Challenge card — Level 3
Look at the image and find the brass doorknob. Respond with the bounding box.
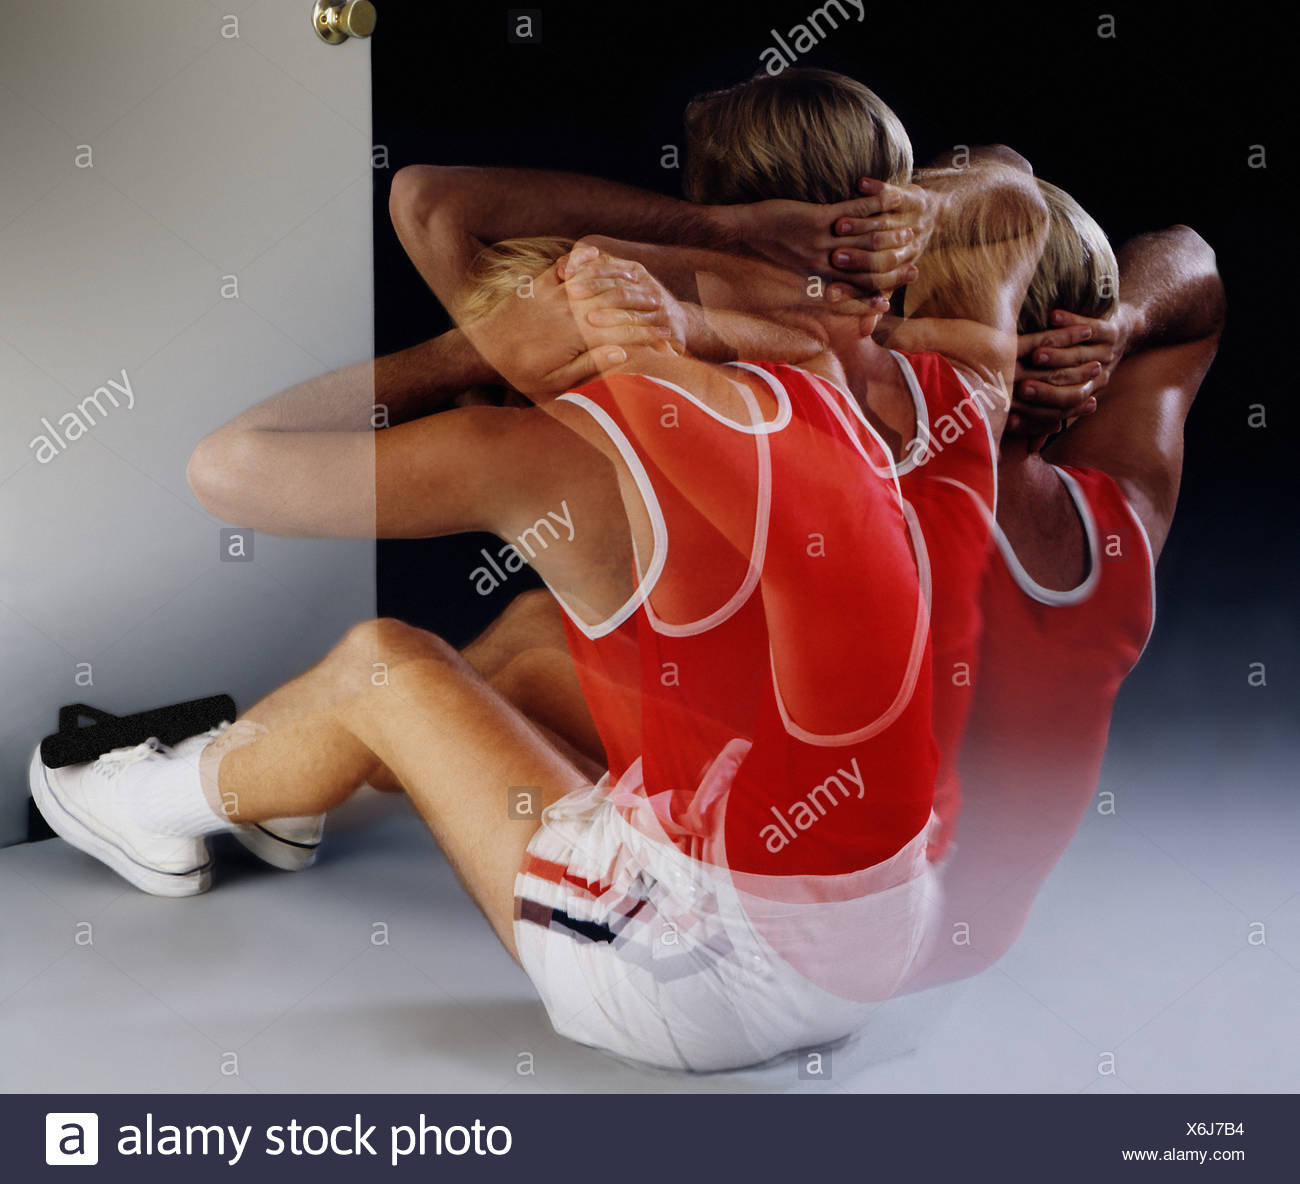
[313,1,377,44]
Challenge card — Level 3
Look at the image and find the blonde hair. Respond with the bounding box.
[683,68,912,205]
[902,162,1050,322]
[1018,181,1118,333]
[459,235,575,324]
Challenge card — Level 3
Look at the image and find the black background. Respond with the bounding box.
[370,1,1293,726]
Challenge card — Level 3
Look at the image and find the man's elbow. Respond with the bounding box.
[927,144,1034,174]
[389,164,457,236]
[987,170,1050,254]
[187,432,256,522]
[977,144,1035,174]
[1168,224,1225,326]
[1168,223,1219,276]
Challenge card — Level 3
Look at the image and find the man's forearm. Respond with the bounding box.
[397,165,740,254]
[219,331,498,435]
[1116,226,1224,356]
[579,235,817,310]
[389,165,743,315]
[679,304,826,365]
[563,236,828,364]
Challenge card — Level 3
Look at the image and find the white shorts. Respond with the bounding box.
[513,753,941,1073]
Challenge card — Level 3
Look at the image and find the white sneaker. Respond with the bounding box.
[177,724,325,871]
[232,813,325,871]
[29,740,212,897]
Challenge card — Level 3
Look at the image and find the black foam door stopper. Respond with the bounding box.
[39,695,237,769]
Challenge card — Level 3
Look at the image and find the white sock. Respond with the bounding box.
[122,742,236,838]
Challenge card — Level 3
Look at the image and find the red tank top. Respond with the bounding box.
[959,464,1155,852]
[810,350,998,859]
[552,360,938,877]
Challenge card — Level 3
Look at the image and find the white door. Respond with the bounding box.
[0,1,376,844]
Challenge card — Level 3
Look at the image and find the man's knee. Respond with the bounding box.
[492,647,553,705]
[499,589,564,645]
[336,617,458,672]
[508,587,558,619]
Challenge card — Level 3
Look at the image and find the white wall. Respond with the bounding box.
[0,1,376,844]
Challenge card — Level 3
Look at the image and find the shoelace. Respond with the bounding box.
[95,737,175,780]
[187,721,233,748]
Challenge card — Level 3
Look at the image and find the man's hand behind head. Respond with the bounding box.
[562,242,689,357]
[460,259,628,399]
[728,177,929,292]
[1008,310,1128,435]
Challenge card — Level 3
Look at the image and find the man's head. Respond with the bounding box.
[683,68,912,206]
[1006,182,1118,448]
[459,235,576,325]
[461,237,688,399]
[1018,181,1118,334]
[458,236,585,399]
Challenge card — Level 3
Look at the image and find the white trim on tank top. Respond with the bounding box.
[938,467,1102,606]
[807,373,913,526]
[585,361,932,745]
[886,350,933,476]
[764,361,936,744]
[545,391,669,640]
[941,466,1157,660]
[633,362,792,434]
[1110,476,1159,661]
[806,350,930,479]
[767,498,933,747]
[642,367,778,638]
[949,366,1000,516]
[1002,466,1102,605]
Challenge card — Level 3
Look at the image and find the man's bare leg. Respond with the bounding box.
[462,588,569,679]
[239,590,599,802]
[212,617,589,957]
[350,589,603,790]
[463,589,605,772]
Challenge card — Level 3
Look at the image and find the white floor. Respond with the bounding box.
[2,726,1297,1095]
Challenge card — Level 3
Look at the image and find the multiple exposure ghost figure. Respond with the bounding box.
[32,69,1223,1071]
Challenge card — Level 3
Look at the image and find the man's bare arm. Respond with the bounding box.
[1011,224,1224,432]
[872,147,1050,431]
[561,236,869,365]
[187,402,571,541]
[1044,225,1225,557]
[204,331,498,440]
[388,165,742,317]
[186,328,505,529]
[388,165,930,316]
[1038,226,1225,374]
